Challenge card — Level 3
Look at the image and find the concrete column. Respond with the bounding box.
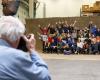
[29,0,34,18]
[43,3,46,18]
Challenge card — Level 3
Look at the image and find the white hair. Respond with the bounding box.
[0,16,25,41]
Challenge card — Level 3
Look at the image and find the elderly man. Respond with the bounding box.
[0,16,51,80]
[2,0,20,16]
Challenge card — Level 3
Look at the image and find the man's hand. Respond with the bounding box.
[23,34,36,54]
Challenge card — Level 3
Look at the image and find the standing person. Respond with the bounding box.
[38,25,49,52]
[0,16,51,80]
[2,0,20,16]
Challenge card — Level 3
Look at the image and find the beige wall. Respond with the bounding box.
[0,0,99,19]
[36,0,98,18]
[0,0,3,17]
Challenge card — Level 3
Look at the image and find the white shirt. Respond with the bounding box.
[77,42,84,48]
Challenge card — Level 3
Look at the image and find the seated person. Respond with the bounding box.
[0,16,51,80]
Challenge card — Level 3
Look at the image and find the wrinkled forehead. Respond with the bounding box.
[2,0,15,4]
[2,0,18,8]
[2,0,8,4]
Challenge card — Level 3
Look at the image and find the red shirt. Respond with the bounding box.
[40,27,49,35]
[48,36,52,43]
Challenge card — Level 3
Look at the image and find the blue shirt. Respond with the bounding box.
[0,39,51,80]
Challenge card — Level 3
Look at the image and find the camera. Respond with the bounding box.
[17,35,31,52]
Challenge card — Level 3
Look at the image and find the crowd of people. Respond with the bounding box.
[38,20,100,55]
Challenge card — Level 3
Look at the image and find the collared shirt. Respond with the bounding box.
[0,39,51,80]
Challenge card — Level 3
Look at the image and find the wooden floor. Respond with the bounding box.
[39,53,100,60]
